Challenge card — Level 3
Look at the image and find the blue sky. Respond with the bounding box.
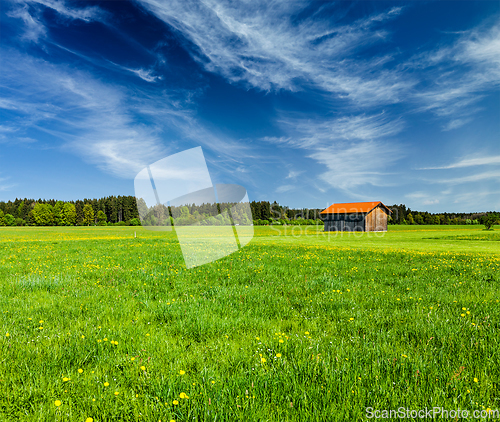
[0,0,499,212]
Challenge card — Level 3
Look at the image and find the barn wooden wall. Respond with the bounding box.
[324,219,365,231]
[323,213,365,231]
[323,206,389,232]
[365,207,388,231]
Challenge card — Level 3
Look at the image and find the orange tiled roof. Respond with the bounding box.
[320,201,391,214]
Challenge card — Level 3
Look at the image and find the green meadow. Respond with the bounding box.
[0,225,499,421]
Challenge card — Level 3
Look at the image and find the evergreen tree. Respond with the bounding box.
[75,201,84,225]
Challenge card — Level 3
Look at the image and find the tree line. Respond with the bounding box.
[387,204,499,227]
[0,197,498,227]
[137,200,253,227]
[249,201,499,227]
[0,197,140,226]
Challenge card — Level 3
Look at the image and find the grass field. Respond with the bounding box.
[0,225,499,421]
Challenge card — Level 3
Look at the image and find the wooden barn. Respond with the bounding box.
[321,201,392,232]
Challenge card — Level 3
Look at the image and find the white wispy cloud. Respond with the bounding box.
[276,184,294,193]
[7,5,46,42]
[127,68,162,83]
[308,141,403,191]
[286,170,303,179]
[0,176,16,192]
[29,0,103,21]
[138,0,498,130]
[7,0,104,43]
[405,191,440,206]
[9,0,498,134]
[406,188,500,212]
[0,49,252,178]
[0,50,170,176]
[269,112,405,192]
[420,155,500,170]
[428,170,500,185]
[277,112,404,149]
[451,190,500,209]
[107,61,163,83]
[410,20,500,129]
[137,0,410,105]
[414,154,500,202]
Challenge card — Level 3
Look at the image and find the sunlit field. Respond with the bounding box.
[0,225,499,421]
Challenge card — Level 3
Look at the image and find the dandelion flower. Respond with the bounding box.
[5,333,9,337]
[173,400,179,405]
[179,370,185,375]
[54,400,61,407]
[78,369,83,374]
[349,318,354,321]
[261,358,266,363]
[103,338,108,341]
[276,353,282,358]
[104,382,109,387]
[86,418,93,422]
[279,339,284,343]
[62,377,69,382]
[114,392,119,396]
[304,331,309,335]
[140,366,146,371]
[474,378,478,383]
[179,392,189,399]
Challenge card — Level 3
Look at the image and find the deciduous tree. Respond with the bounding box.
[83,203,94,226]
[97,210,107,226]
[32,203,54,226]
[62,203,77,226]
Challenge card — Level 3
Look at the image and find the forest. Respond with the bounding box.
[0,197,497,227]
